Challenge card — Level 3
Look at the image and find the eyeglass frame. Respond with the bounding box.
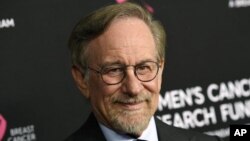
[87,61,161,85]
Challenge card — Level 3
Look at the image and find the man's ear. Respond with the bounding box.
[159,58,165,72]
[71,66,90,99]
[158,58,165,91]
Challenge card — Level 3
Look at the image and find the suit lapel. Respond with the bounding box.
[82,113,107,141]
[155,117,169,141]
[155,117,185,141]
[66,113,107,141]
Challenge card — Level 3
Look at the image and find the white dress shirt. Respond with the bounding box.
[99,116,158,141]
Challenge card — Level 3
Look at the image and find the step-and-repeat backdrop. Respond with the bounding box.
[1,0,250,141]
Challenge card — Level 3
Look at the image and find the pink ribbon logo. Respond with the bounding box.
[0,114,7,141]
[115,0,154,13]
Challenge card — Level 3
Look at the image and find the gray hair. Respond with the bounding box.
[68,2,166,73]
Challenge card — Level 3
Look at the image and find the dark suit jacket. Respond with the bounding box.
[65,113,222,141]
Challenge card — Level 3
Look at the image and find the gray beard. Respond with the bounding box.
[108,106,153,136]
[106,92,156,136]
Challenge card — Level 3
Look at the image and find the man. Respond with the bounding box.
[66,2,221,141]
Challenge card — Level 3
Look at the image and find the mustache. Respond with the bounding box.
[111,93,151,104]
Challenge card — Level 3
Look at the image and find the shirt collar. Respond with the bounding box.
[99,116,158,141]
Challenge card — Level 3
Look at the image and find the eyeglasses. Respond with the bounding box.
[88,61,160,85]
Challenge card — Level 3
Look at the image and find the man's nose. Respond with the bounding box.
[121,68,143,96]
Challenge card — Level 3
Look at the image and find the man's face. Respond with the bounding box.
[83,17,163,135]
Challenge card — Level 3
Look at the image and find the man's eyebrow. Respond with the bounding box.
[99,61,124,68]
[137,59,158,65]
[98,59,158,67]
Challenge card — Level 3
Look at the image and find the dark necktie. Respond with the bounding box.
[136,139,147,141]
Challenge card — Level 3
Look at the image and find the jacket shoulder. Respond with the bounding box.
[155,117,223,141]
[64,114,106,141]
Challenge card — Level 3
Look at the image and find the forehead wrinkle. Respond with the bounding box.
[87,17,157,67]
[104,18,154,44]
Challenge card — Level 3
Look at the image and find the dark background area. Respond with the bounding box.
[1,0,250,141]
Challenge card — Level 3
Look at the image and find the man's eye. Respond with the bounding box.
[103,67,123,76]
[136,65,151,74]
